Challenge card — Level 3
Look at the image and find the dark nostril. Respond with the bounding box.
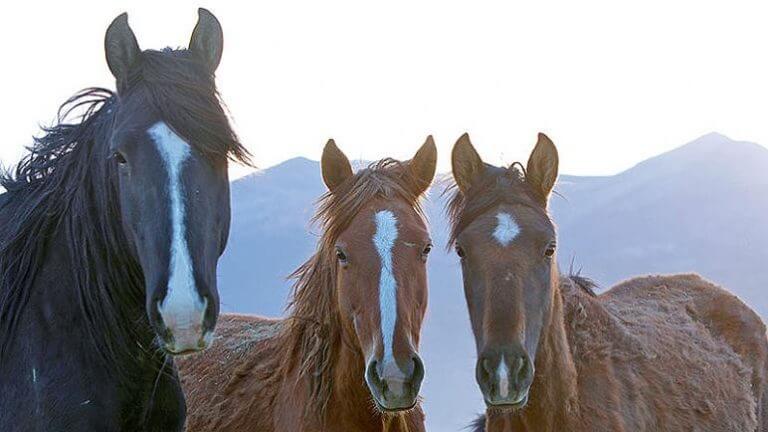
[411,354,425,387]
[513,356,525,378]
[366,360,381,386]
[476,357,493,388]
[509,354,533,389]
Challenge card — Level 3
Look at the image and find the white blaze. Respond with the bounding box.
[493,212,520,246]
[149,122,205,333]
[374,210,399,365]
[498,358,510,399]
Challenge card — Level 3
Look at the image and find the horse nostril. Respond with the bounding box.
[366,359,381,387]
[514,355,533,385]
[476,357,493,389]
[411,354,425,385]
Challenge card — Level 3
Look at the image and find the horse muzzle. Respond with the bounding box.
[155,294,213,355]
[477,348,534,409]
[365,354,425,412]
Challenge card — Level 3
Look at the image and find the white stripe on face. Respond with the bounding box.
[497,358,510,399]
[373,210,399,366]
[493,212,520,246]
[149,122,206,336]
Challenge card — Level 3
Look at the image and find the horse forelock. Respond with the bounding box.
[445,163,545,247]
[122,48,252,167]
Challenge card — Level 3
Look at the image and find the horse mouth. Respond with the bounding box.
[372,397,419,414]
[485,393,529,412]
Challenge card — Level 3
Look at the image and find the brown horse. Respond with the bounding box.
[448,133,768,432]
[178,138,437,431]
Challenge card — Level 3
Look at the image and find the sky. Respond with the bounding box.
[1,0,767,179]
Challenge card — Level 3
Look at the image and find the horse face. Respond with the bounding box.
[105,10,229,354]
[336,201,429,411]
[450,133,559,409]
[321,139,436,412]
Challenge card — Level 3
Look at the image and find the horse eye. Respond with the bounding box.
[335,247,348,264]
[421,244,432,261]
[544,243,556,257]
[113,151,127,165]
[455,245,466,259]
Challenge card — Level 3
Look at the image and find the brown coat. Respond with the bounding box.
[478,274,768,431]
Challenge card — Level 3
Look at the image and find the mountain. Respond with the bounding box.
[216,133,768,431]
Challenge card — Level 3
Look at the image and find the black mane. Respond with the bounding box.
[0,47,250,365]
[467,415,486,432]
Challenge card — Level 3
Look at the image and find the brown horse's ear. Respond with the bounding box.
[526,133,559,206]
[321,139,354,191]
[189,8,224,73]
[407,135,438,197]
[451,133,484,194]
[105,12,141,93]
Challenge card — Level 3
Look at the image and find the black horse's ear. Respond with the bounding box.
[451,133,484,194]
[526,133,559,207]
[189,8,224,73]
[105,12,141,92]
[408,135,438,197]
[321,139,354,191]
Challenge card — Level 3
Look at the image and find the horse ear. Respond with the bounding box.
[189,8,224,73]
[321,139,354,191]
[407,135,438,197]
[526,133,559,206]
[451,133,484,194]
[105,13,141,93]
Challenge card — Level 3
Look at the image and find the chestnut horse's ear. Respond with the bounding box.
[526,133,559,206]
[189,8,224,73]
[105,13,141,93]
[321,139,354,191]
[451,133,484,194]
[407,135,438,197]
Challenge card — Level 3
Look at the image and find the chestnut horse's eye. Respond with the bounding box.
[113,151,127,165]
[544,242,556,258]
[455,245,466,259]
[421,244,432,261]
[335,247,348,265]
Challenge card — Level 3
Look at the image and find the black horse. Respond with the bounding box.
[0,9,250,431]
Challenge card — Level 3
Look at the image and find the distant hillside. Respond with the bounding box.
[216,132,768,431]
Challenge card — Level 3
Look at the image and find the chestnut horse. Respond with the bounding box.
[448,133,768,431]
[178,138,437,431]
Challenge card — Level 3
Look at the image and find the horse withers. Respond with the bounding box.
[179,138,437,431]
[0,9,249,431]
[448,133,768,431]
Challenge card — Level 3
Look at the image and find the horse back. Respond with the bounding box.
[604,274,767,371]
[596,274,767,430]
[178,313,282,431]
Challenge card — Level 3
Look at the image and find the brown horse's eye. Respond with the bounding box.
[455,245,466,259]
[335,247,348,264]
[544,243,556,258]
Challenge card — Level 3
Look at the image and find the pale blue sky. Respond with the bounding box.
[1,0,766,179]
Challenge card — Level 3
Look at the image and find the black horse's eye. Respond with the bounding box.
[544,243,557,258]
[113,151,127,165]
[335,247,348,264]
[455,245,466,259]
